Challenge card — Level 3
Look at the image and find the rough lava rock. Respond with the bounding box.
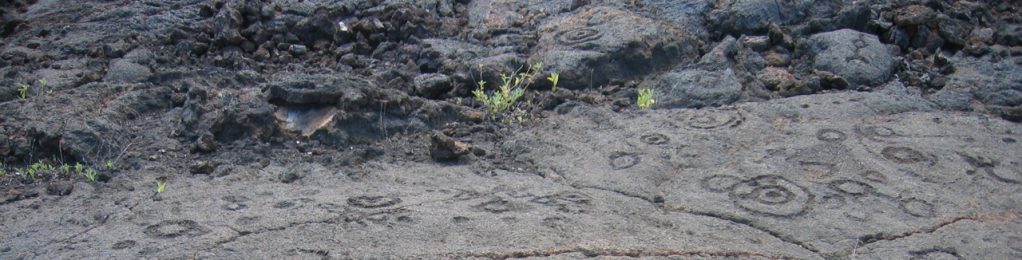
[707,0,814,36]
[802,29,896,88]
[647,37,759,108]
[530,6,699,89]
[931,54,1022,120]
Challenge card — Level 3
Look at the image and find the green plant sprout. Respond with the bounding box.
[83,168,98,182]
[105,161,114,169]
[17,83,29,99]
[473,62,559,121]
[27,162,50,179]
[60,163,71,174]
[38,79,49,95]
[637,88,656,109]
[547,72,560,93]
[156,180,167,194]
[74,162,85,174]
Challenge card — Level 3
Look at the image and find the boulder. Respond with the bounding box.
[802,29,895,88]
[530,7,699,90]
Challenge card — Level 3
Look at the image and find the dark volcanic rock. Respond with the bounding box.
[801,29,896,88]
[707,0,813,36]
[413,73,452,99]
[530,6,700,90]
[265,75,371,106]
[103,59,152,83]
[647,36,761,108]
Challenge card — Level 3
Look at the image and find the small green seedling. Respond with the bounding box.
[17,83,29,99]
[156,180,167,194]
[473,62,560,121]
[83,168,98,182]
[637,88,656,109]
[74,162,85,174]
[38,79,50,95]
[60,163,71,174]
[547,72,560,92]
[105,161,114,169]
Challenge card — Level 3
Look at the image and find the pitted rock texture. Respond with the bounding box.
[1,0,1021,258]
[802,29,896,88]
[530,6,700,89]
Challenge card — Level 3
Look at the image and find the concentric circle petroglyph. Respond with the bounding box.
[700,175,743,193]
[640,133,670,145]
[608,152,640,170]
[828,179,875,196]
[899,198,936,218]
[556,28,602,45]
[685,110,744,129]
[816,129,848,142]
[730,175,813,217]
[347,195,402,209]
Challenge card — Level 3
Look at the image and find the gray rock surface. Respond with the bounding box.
[932,54,1022,111]
[707,0,813,35]
[648,37,760,108]
[103,59,152,83]
[650,68,742,108]
[4,90,1020,259]
[802,29,896,88]
[2,0,1022,259]
[530,6,700,89]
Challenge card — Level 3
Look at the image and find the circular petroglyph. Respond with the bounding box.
[556,28,602,45]
[640,133,670,145]
[986,167,1022,184]
[730,175,813,217]
[347,195,402,209]
[608,152,640,170]
[816,129,847,142]
[144,220,211,239]
[685,110,743,129]
[899,198,936,218]
[700,175,743,193]
[828,179,875,196]
[882,147,932,164]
